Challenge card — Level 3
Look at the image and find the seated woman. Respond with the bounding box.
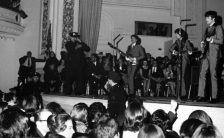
[47,113,75,138]
[163,63,176,97]
[139,60,151,96]
[70,103,88,134]
[138,124,165,138]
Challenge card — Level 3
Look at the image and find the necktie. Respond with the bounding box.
[28,58,31,67]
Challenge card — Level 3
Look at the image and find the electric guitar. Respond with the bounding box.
[201,25,216,59]
[107,42,137,65]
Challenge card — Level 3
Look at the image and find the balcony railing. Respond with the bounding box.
[0,6,25,36]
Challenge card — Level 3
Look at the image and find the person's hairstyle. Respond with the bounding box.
[70,103,88,123]
[151,109,170,131]
[94,118,118,138]
[180,118,204,138]
[124,100,147,132]
[88,102,106,124]
[174,28,188,40]
[138,124,165,138]
[21,95,38,111]
[0,102,8,112]
[4,92,16,102]
[192,124,223,138]
[205,10,217,19]
[46,102,66,115]
[47,113,72,134]
[188,110,213,125]
[0,107,29,138]
[131,34,141,45]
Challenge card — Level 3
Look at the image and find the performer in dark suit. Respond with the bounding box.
[18,51,45,85]
[63,32,90,95]
[169,28,192,99]
[126,34,145,97]
[197,11,223,103]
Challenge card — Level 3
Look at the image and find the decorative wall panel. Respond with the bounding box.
[41,0,49,55]
[62,0,74,48]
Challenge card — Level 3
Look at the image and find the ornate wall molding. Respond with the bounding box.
[103,0,171,10]
[62,0,74,48]
[0,7,24,36]
[40,0,50,55]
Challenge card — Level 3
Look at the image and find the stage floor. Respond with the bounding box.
[43,94,224,136]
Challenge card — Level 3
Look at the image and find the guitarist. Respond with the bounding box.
[197,11,223,103]
[169,28,193,100]
[126,34,145,97]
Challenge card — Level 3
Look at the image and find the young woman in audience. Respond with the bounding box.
[192,124,223,138]
[139,60,151,96]
[70,103,88,134]
[188,110,213,125]
[0,107,29,138]
[180,118,204,138]
[47,113,75,138]
[46,102,66,115]
[138,124,165,138]
[93,117,119,138]
[88,102,106,130]
[123,99,148,138]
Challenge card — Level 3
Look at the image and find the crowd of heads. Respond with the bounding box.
[0,87,223,138]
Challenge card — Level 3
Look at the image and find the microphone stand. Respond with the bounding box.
[116,37,124,57]
[112,34,120,70]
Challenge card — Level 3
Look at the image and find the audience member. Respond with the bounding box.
[138,124,165,138]
[0,107,29,138]
[88,102,106,130]
[70,103,88,134]
[46,102,66,115]
[47,113,75,138]
[93,117,119,138]
[188,110,213,125]
[180,118,204,138]
[123,99,148,138]
[192,124,223,138]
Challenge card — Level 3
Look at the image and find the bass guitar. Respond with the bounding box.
[107,42,137,65]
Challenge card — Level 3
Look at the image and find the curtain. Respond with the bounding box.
[78,0,102,54]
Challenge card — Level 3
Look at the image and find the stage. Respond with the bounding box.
[43,94,224,136]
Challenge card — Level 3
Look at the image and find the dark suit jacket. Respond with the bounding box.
[169,39,193,55]
[208,25,223,56]
[18,56,45,76]
[65,41,90,70]
[126,44,145,65]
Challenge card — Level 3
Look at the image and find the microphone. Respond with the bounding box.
[116,37,124,45]
[113,34,121,41]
